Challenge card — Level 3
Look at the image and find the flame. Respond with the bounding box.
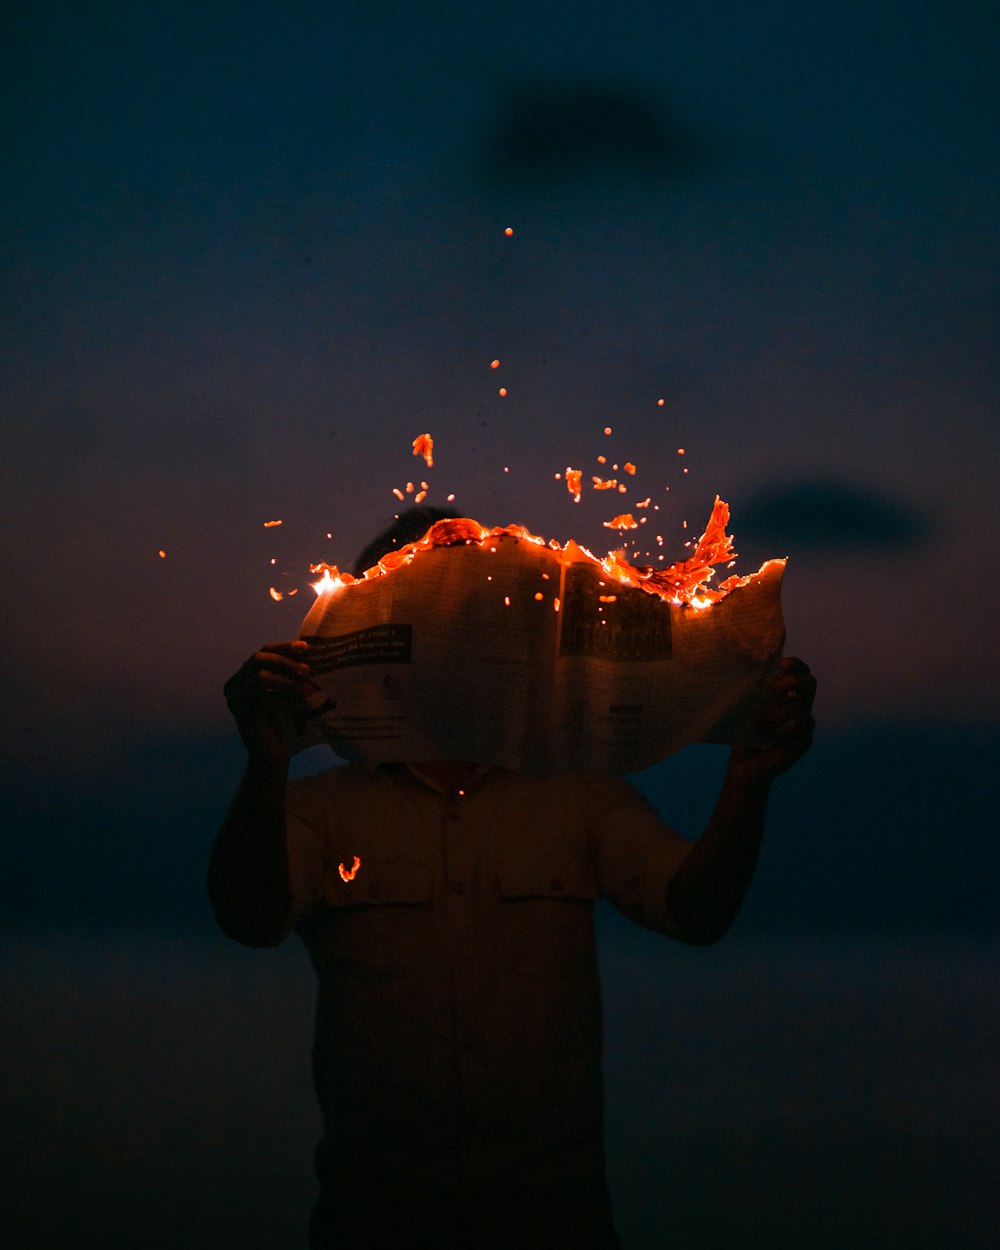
[310,564,352,596]
[565,468,583,502]
[604,513,638,530]
[307,500,762,609]
[412,433,434,468]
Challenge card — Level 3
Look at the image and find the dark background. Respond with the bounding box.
[2,2,997,1246]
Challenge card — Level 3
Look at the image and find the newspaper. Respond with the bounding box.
[296,531,786,776]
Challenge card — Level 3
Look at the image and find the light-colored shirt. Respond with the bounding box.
[285,762,690,1248]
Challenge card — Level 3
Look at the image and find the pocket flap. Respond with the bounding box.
[323,857,433,907]
[497,856,597,901]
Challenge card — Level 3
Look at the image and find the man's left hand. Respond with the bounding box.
[729,657,817,781]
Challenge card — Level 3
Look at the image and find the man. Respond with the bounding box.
[209,509,816,1249]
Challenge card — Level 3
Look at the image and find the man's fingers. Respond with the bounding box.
[224,647,315,709]
[770,670,817,706]
[260,640,309,657]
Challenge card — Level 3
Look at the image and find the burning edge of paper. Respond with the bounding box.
[308,499,782,612]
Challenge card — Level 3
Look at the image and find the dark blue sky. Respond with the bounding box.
[3,0,998,774]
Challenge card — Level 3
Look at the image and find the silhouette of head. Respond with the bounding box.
[352,506,460,576]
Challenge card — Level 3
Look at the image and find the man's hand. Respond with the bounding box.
[223,640,317,760]
[729,657,817,782]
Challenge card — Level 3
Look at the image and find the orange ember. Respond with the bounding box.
[263,519,283,528]
[604,513,638,530]
[338,856,361,882]
[412,433,434,468]
[565,468,583,503]
[309,499,759,609]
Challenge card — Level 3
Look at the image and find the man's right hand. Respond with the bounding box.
[223,640,317,760]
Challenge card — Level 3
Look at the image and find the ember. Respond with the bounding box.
[412,433,434,468]
[338,856,361,883]
[309,499,766,609]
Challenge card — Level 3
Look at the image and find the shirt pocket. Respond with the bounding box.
[320,857,435,979]
[495,856,599,978]
[322,856,433,908]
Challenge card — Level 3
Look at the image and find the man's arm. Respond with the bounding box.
[664,657,817,944]
[207,640,315,947]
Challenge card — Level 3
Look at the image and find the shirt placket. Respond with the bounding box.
[438,783,497,1194]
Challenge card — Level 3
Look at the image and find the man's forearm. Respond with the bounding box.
[208,751,294,946]
[664,760,772,944]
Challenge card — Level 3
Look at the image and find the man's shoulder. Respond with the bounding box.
[286,762,374,802]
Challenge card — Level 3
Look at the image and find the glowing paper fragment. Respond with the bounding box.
[412,433,434,467]
[338,856,361,882]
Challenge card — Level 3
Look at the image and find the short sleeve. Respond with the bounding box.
[586,775,692,935]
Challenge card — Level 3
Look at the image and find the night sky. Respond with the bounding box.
[2,2,997,1247]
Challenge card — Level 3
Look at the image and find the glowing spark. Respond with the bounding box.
[565,468,583,502]
[157,549,167,559]
[604,426,612,435]
[412,433,434,467]
[603,514,638,530]
[338,856,361,883]
[490,359,500,369]
[534,592,544,601]
[624,462,636,475]
[269,587,284,601]
[657,398,665,407]
[504,226,514,236]
[263,519,283,528]
[498,387,507,397]
[392,487,405,501]
[310,565,349,597]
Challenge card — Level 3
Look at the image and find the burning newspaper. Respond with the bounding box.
[296,516,785,776]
